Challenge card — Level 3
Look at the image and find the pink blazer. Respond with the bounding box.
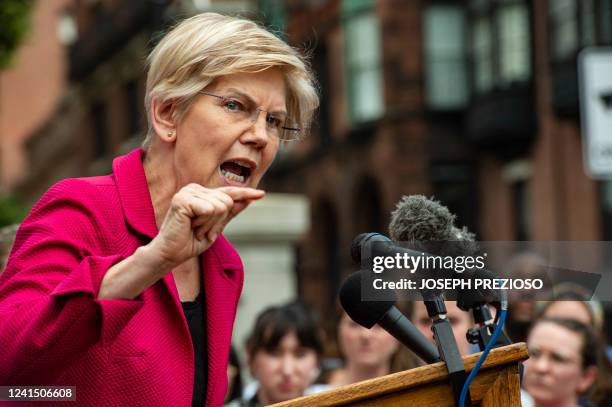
[0,149,244,406]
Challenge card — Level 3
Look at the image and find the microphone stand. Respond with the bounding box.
[465,303,512,351]
[424,295,471,407]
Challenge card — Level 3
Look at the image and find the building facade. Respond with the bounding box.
[265,0,612,313]
[3,0,612,320]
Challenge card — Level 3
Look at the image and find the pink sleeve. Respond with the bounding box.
[0,181,144,384]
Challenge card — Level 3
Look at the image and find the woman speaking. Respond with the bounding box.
[0,12,318,407]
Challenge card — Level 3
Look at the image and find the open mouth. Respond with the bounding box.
[220,160,253,184]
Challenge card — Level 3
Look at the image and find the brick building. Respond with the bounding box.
[4,0,612,318]
[263,0,612,312]
[0,0,71,192]
[13,0,175,202]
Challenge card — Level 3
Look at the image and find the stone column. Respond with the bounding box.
[223,193,309,352]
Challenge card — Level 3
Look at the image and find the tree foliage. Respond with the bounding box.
[0,194,28,227]
[0,0,34,69]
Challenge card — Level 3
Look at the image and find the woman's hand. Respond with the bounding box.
[150,184,264,270]
[98,184,263,300]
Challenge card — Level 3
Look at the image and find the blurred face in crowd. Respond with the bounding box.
[249,331,318,405]
[412,301,472,357]
[524,322,597,406]
[542,301,592,327]
[509,301,535,322]
[338,312,399,369]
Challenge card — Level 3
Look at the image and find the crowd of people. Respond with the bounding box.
[223,289,612,407]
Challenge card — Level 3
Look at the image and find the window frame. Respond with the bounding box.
[341,0,385,125]
[467,0,533,96]
[422,1,469,111]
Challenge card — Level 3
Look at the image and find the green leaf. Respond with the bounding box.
[0,195,28,227]
[0,0,35,69]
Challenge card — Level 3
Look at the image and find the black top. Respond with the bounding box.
[181,288,207,407]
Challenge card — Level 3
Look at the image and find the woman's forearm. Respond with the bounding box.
[98,243,173,300]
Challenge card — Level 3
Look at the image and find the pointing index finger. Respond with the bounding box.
[216,186,265,202]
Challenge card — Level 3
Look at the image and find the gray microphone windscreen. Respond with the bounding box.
[389,195,456,242]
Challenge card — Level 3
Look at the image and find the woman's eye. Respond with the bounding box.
[265,349,282,357]
[225,99,243,111]
[551,353,569,364]
[266,115,282,128]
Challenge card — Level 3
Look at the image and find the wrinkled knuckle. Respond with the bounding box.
[171,193,186,209]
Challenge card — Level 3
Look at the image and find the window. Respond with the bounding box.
[603,0,612,43]
[497,3,531,84]
[549,0,600,62]
[581,0,596,47]
[550,0,579,60]
[504,160,532,240]
[469,0,532,94]
[424,4,468,109]
[472,16,494,93]
[343,0,384,123]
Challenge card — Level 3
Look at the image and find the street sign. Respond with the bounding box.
[578,47,612,179]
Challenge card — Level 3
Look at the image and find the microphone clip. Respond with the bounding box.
[466,303,512,351]
[426,298,472,407]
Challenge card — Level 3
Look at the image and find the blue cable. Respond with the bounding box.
[458,296,508,407]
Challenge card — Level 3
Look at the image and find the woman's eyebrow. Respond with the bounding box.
[225,88,288,116]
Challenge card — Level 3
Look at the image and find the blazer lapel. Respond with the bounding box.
[202,236,243,406]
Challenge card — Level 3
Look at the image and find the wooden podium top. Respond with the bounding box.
[270,342,528,407]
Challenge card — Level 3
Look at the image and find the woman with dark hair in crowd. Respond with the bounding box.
[324,304,417,387]
[226,301,325,406]
[523,318,600,407]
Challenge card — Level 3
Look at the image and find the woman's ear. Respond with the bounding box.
[577,365,598,394]
[150,97,177,142]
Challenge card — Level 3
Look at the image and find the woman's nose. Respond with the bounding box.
[531,355,551,373]
[358,327,373,340]
[280,355,297,375]
[243,110,270,148]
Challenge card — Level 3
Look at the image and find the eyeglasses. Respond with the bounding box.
[199,91,301,141]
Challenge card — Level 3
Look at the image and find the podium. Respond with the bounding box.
[270,343,528,407]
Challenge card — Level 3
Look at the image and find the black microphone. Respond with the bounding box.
[351,232,412,264]
[339,270,440,364]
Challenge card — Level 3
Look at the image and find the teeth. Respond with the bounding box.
[231,160,253,170]
[221,169,245,183]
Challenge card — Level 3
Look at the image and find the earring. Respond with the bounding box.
[167,129,175,138]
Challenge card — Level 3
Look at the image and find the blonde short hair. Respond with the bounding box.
[143,12,319,148]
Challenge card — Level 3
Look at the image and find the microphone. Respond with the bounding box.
[350,232,420,264]
[390,195,500,307]
[351,196,477,264]
[339,270,440,364]
[389,195,458,242]
[390,194,478,256]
